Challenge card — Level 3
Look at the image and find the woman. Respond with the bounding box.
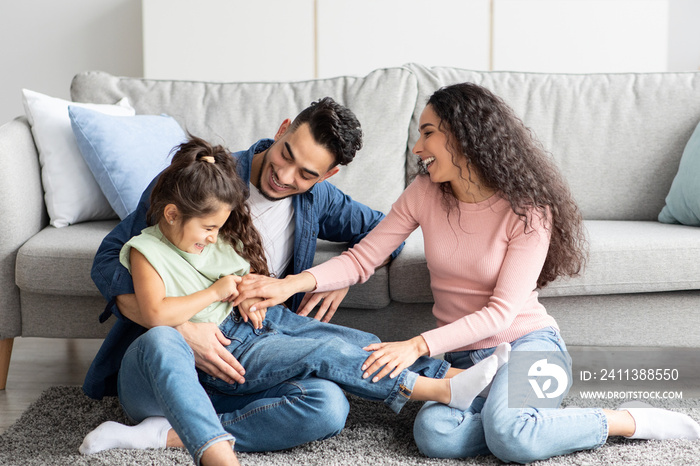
[235,83,700,462]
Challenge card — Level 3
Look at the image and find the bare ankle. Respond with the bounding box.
[411,377,451,404]
[604,409,636,437]
[200,440,238,466]
[166,428,184,448]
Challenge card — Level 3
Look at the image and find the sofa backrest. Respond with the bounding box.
[71,68,418,215]
[72,65,700,222]
[406,63,700,221]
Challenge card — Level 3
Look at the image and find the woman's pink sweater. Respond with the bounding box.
[308,175,559,356]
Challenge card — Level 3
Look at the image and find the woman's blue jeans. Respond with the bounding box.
[118,305,448,464]
[413,327,608,463]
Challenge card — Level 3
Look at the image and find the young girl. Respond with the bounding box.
[79,136,511,465]
[233,83,700,463]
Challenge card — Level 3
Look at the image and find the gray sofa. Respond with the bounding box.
[2,63,700,390]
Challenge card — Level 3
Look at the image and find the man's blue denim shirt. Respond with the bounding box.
[84,139,403,399]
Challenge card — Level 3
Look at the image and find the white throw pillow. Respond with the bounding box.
[22,89,135,227]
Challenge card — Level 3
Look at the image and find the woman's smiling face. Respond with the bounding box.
[413,104,495,203]
[413,105,465,185]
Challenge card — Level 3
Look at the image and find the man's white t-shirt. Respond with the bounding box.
[247,184,295,277]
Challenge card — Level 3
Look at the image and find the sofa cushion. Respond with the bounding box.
[70,68,418,214]
[388,228,432,304]
[658,118,700,226]
[21,89,134,227]
[542,220,700,297]
[15,221,119,297]
[69,106,187,219]
[312,240,389,309]
[389,220,700,303]
[404,63,700,222]
[15,223,390,309]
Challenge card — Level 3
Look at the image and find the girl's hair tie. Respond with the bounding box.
[200,155,216,164]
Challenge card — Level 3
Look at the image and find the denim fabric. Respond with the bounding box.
[413,327,608,463]
[84,138,400,400]
[119,306,448,461]
[199,306,449,413]
[118,325,348,462]
[118,326,235,465]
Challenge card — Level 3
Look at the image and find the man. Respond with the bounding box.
[82,97,402,461]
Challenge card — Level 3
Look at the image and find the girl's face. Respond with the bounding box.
[165,203,232,254]
[413,105,467,186]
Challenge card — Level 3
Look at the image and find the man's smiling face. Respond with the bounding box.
[255,121,339,201]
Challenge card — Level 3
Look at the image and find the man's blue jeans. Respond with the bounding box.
[118,305,448,464]
[413,327,608,463]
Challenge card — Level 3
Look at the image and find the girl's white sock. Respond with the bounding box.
[79,416,171,455]
[448,342,511,410]
[618,401,700,440]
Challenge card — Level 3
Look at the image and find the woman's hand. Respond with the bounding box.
[210,275,242,302]
[238,297,267,329]
[233,272,318,311]
[361,336,430,382]
[297,287,349,322]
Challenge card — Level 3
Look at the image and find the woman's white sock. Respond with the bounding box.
[448,342,511,410]
[618,401,700,440]
[79,416,171,455]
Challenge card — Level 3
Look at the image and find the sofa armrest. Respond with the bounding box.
[0,117,48,338]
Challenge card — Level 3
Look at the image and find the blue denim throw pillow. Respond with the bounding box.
[69,106,186,219]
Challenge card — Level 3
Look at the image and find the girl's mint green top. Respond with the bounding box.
[120,225,250,325]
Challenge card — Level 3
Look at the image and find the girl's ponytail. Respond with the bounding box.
[148,135,270,276]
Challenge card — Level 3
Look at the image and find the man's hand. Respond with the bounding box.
[361,336,429,383]
[175,321,246,384]
[297,287,349,322]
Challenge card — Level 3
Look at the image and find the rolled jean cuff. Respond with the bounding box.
[194,433,236,466]
[434,360,451,379]
[592,407,609,448]
[385,370,418,414]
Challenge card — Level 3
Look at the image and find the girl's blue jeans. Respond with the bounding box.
[118,305,448,464]
[413,327,608,463]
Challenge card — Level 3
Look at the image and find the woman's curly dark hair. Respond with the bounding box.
[427,83,587,288]
[148,135,270,277]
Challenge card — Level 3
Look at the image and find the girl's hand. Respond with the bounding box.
[210,275,242,302]
[361,336,430,382]
[238,298,267,329]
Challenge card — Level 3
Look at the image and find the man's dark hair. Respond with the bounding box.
[289,97,363,167]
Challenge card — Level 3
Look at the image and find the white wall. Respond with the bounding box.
[0,0,143,124]
[493,0,669,73]
[316,0,491,78]
[1,0,699,125]
[668,0,700,71]
[142,0,700,81]
[142,0,315,82]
